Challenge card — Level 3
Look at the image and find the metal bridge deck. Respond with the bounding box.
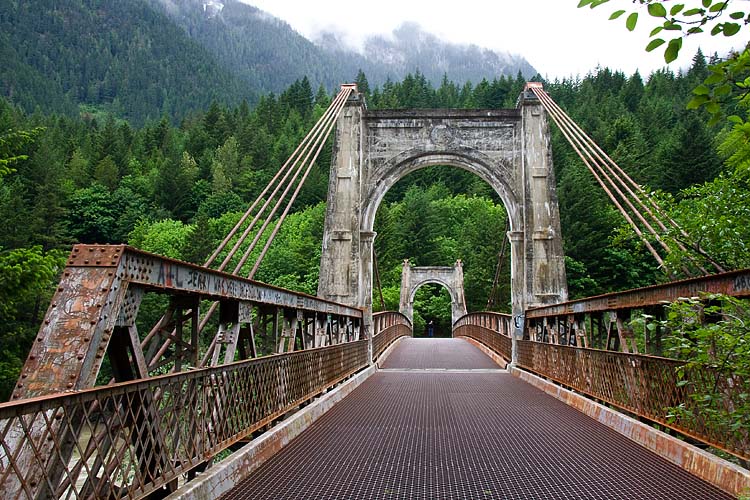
[221,338,731,499]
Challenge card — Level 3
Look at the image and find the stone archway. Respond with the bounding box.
[317,87,568,348]
[399,260,467,326]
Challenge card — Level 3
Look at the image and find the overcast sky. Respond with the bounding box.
[244,0,742,79]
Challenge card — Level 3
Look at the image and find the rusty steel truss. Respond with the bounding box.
[371,312,412,361]
[12,245,364,402]
[453,270,750,461]
[524,268,750,354]
[1,244,376,499]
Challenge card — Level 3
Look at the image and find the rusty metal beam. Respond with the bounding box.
[13,245,362,402]
[525,269,750,318]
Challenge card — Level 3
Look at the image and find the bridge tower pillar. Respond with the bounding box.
[318,85,568,363]
[317,92,372,341]
[398,260,468,327]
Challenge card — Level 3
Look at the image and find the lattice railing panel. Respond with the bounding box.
[453,312,513,361]
[372,312,412,361]
[0,340,368,499]
[516,340,749,460]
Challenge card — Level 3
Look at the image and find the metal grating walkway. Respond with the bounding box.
[221,338,731,499]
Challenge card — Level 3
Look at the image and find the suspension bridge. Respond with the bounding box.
[1,84,749,499]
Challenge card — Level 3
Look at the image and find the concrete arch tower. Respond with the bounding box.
[399,260,468,327]
[317,86,568,350]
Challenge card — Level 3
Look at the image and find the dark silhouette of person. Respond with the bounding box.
[428,320,434,338]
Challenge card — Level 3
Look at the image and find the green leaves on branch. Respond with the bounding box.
[687,48,750,124]
[648,3,667,18]
[579,0,748,64]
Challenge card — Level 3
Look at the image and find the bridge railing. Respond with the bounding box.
[0,340,369,499]
[1,244,368,498]
[515,340,749,460]
[452,312,513,361]
[372,311,412,361]
[519,268,750,461]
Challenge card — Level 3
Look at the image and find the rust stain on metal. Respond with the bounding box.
[0,341,369,498]
[526,268,750,317]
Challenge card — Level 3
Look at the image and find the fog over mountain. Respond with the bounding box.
[314,22,537,86]
[0,0,538,122]
[152,0,537,93]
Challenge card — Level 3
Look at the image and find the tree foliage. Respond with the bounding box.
[657,294,750,461]
[579,0,749,124]
[0,61,746,397]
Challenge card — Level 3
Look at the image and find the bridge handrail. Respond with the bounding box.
[453,311,511,328]
[0,340,369,498]
[114,244,363,316]
[452,312,513,361]
[516,339,749,461]
[525,267,750,318]
[372,311,412,361]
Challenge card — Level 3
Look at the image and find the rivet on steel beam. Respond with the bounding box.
[16,383,22,388]
[58,287,64,292]
[84,260,89,264]
[96,260,101,265]
[44,319,50,324]
[67,383,73,388]
[21,374,27,378]
[52,303,57,307]
[96,353,103,358]
[77,354,84,360]
[70,374,76,379]
[37,337,43,342]
[90,320,96,325]
[73,248,79,252]
[29,355,35,360]
[88,248,94,252]
[83,337,90,342]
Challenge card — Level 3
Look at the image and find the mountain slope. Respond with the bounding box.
[150,0,537,93]
[0,0,251,123]
[0,0,537,122]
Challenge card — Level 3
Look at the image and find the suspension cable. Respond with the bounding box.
[486,219,509,311]
[531,86,712,275]
[143,85,356,369]
[527,83,720,276]
[374,251,386,312]
[198,84,356,366]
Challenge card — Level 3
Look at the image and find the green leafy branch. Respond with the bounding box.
[578,0,749,124]
[579,0,746,61]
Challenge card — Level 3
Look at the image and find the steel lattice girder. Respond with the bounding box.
[13,245,363,401]
[525,268,750,318]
